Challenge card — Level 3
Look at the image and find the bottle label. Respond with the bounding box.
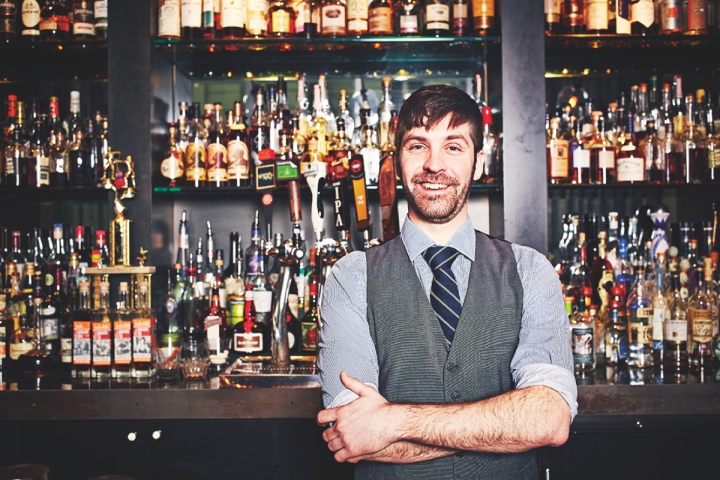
[368,6,393,34]
[472,0,494,16]
[271,9,291,33]
[616,0,631,33]
[302,322,318,350]
[570,325,594,364]
[586,0,608,30]
[636,307,653,318]
[276,160,299,180]
[206,143,229,182]
[228,297,245,320]
[92,322,112,366]
[631,0,654,28]
[399,14,418,33]
[322,5,346,34]
[10,342,33,361]
[161,152,184,180]
[708,147,720,168]
[42,317,59,341]
[113,321,132,364]
[39,15,70,32]
[689,308,712,343]
[253,290,273,313]
[205,315,222,353]
[73,6,96,35]
[181,0,202,28]
[203,0,214,27]
[185,143,207,181]
[227,139,250,179]
[73,321,92,365]
[348,0,368,21]
[635,324,653,345]
[0,326,5,358]
[617,155,644,182]
[61,337,73,363]
[598,150,615,168]
[426,4,450,26]
[248,0,269,31]
[132,318,156,363]
[688,0,707,31]
[573,148,590,169]
[0,17,14,35]
[95,1,108,18]
[159,0,182,37]
[348,18,368,31]
[544,0,561,18]
[39,156,50,185]
[661,0,682,31]
[549,139,568,178]
[664,319,687,342]
[651,307,665,348]
[222,0,245,28]
[288,294,299,319]
[5,156,14,175]
[21,0,40,29]
[246,252,261,275]
[453,2,468,19]
[234,332,262,352]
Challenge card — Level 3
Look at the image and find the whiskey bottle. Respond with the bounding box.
[630,0,655,35]
[21,0,42,41]
[132,281,156,378]
[309,85,328,156]
[158,0,182,39]
[72,0,96,39]
[570,119,590,185]
[300,273,319,354]
[161,123,185,187]
[659,0,683,34]
[94,0,107,39]
[221,0,245,39]
[269,0,295,37]
[292,0,315,37]
[207,104,229,187]
[684,0,708,34]
[471,0,495,35]
[451,0,469,35]
[547,118,569,184]
[276,129,300,184]
[368,0,393,35]
[347,0,369,35]
[247,0,270,37]
[377,76,395,151]
[328,118,352,182]
[395,0,419,35]
[110,282,132,377]
[28,115,50,188]
[181,0,203,39]
[545,0,561,34]
[5,101,29,188]
[250,88,270,167]
[664,272,688,371]
[423,0,451,36]
[6,231,27,284]
[40,266,65,356]
[227,103,251,187]
[589,114,616,185]
[562,0,584,34]
[585,0,609,34]
[626,267,654,368]
[0,0,17,42]
[186,103,207,188]
[39,0,70,40]
[202,0,221,39]
[71,281,92,378]
[321,0,346,36]
[203,286,227,358]
[616,120,645,184]
[47,96,68,187]
[91,281,111,378]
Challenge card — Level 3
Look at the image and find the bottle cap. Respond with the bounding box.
[119,282,129,292]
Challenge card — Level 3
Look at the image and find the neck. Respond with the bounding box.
[407,207,469,245]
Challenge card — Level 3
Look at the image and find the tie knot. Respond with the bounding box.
[422,246,460,272]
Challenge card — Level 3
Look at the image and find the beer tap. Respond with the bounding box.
[349,154,382,250]
[270,181,305,367]
[332,176,352,256]
[304,157,327,244]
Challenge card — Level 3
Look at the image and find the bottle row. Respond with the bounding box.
[546,75,720,185]
[0,0,108,42]
[545,0,718,36]
[553,203,719,374]
[157,0,496,41]
[159,74,500,189]
[1,92,108,188]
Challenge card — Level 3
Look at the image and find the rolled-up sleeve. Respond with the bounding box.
[510,245,578,421]
[318,251,380,409]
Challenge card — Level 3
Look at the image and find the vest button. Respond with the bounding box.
[447,363,456,371]
[451,391,460,401]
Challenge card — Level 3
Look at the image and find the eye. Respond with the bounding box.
[447,144,463,152]
[407,143,425,151]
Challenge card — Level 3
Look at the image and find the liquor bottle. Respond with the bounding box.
[377,76,395,150]
[186,103,207,188]
[204,221,216,287]
[161,123,185,187]
[73,227,91,279]
[659,0,683,34]
[21,0,42,41]
[395,0,419,34]
[158,0,182,39]
[232,286,268,356]
[287,290,302,355]
[157,274,182,354]
[651,254,668,365]
[478,106,500,184]
[269,0,295,36]
[202,0,221,39]
[348,0,369,35]
[321,0,346,36]
[27,115,50,188]
[616,119,645,184]
[547,118,569,185]
[451,0,469,35]
[250,88,270,167]
[203,286,227,358]
[589,114,616,184]
[318,75,336,139]
[591,233,614,309]
[328,119,352,182]
[626,266,654,368]
[6,231,27,285]
[300,273,319,354]
[109,281,132,377]
[570,120,590,185]
[368,0,393,35]
[664,272,688,371]
[570,291,595,372]
[359,125,380,185]
[684,0,708,34]
[563,0,584,34]
[471,0,495,35]
[221,0,245,39]
[174,210,190,272]
[132,281,156,377]
[707,113,720,183]
[90,115,108,187]
[66,93,91,187]
[5,101,29,188]
[309,85,328,156]
[71,281,92,377]
[630,0,655,34]
[48,224,69,284]
[337,89,355,141]
[40,266,65,357]
[47,97,67,187]
[684,111,706,184]
[276,129,301,184]
[93,230,109,267]
[247,0,270,37]
[0,0,17,42]
[90,280,111,378]
[94,0,107,39]
[207,105,229,187]
[545,0,561,34]
[72,0,95,39]
[423,0,451,36]
[605,297,628,365]
[181,0,203,38]
[585,0,609,34]
[291,0,313,37]
[9,313,35,370]
[226,105,251,187]
[39,0,69,40]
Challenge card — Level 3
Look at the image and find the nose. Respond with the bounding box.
[422,145,446,174]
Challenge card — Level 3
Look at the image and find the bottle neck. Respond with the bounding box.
[79,291,90,309]
[137,289,149,309]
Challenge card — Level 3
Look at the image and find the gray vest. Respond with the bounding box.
[360,231,538,480]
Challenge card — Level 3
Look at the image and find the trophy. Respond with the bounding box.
[103,150,137,267]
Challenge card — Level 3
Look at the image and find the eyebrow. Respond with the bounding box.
[402,134,470,147]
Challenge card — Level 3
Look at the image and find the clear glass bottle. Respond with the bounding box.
[359,125,381,185]
[626,267,654,368]
[664,272,689,371]
[246,0,270,36]
[71,281,92,378]
[605,297,628,365]
[687,258,717,368]
[651,255,668,366]
[91,281,111,378]
[570,294,595,372]
[547,118,569,184]
[5,101,29,188]
[589,113,616,184]
[250,88,271,167]
[227,102,251,187]
[131,281,156,378]
[337,89,355,140]
[377,76,395,151]
[395,0,419,34]
[161,123,185,187]
[320,0,346,36]
[203,286,227,358]
[185,102,207,188]
[207,104,229,187]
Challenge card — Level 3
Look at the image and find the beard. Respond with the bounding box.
[402,168,473,225]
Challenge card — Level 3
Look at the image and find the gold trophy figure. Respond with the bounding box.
[103,151,137,266]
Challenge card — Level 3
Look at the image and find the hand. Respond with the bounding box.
[317,371,402,462]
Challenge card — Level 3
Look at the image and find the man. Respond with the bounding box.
[317,85,577,479]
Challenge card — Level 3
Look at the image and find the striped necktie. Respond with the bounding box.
[423,246,462,344]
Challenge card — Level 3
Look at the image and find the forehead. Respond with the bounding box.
[402,115,472,143]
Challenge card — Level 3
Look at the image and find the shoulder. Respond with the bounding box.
[510,243,558,288]
[328,251,367,286]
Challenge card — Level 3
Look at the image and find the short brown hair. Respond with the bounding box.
[394,84,483,162]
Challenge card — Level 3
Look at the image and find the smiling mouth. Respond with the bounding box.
[419,182,452,191]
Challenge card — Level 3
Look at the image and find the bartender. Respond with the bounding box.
[317,84,577,479]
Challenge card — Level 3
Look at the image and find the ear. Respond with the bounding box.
[473,149,485,182]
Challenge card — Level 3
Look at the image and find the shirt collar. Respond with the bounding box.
[401,215,476,263]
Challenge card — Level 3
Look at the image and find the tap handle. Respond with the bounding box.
[288,180,302,223]
[349,154,371,231]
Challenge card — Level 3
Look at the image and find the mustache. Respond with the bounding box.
[410,173,460,186]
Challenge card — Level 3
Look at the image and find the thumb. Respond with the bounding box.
[341,371,375,397]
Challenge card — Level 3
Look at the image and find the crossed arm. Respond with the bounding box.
[317,371,571,464]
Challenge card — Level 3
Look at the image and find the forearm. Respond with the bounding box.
[397,386,571,453]
[350,441,457,464]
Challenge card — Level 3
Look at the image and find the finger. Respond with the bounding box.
[322,424,339,443]
[328,436,345,453]
[335,448,351,463]
[347,453,372,464]
[340,371,376,397]
[316,407,338,426]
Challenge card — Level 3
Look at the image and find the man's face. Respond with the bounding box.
[398,115,484,224]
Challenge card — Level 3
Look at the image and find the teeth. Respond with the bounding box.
[422,183,448,190]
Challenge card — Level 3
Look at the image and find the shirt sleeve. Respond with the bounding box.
[318,251,380,409]
[510,245,579,422]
